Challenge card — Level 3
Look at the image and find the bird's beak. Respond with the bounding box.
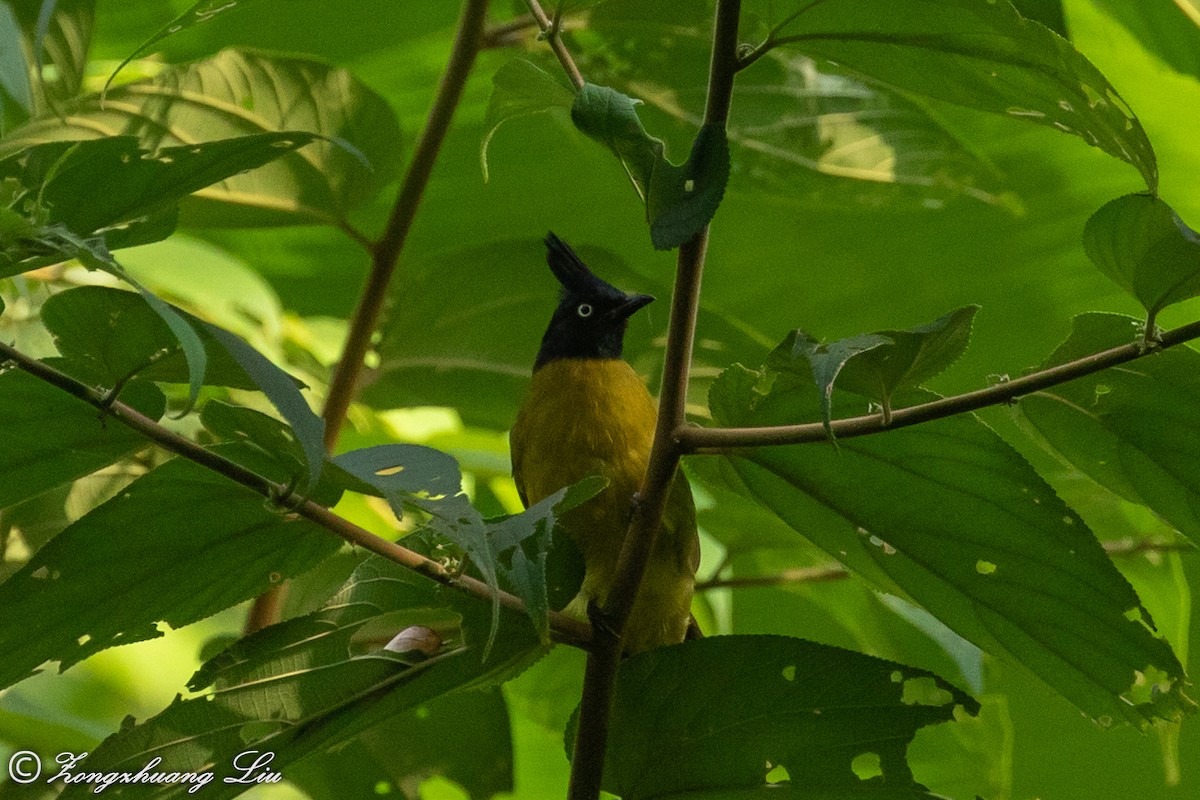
[611,293,655,321]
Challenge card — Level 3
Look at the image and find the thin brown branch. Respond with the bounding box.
[322,0,491,451]
[566,3,742,799]
[679,318,1200,452]
[0,340,592,649]
[524,0,585,90]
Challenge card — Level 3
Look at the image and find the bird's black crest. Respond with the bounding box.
[545,232,623,299]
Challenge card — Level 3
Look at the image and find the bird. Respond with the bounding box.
[510,232,699,653]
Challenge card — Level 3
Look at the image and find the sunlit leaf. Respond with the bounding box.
[1093,0,1200,80]
[0,48,403,226]
[1021,312,1200,546]
[751,0,1158,189]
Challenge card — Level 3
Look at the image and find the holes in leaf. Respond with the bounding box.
[901,676,954,707]
[77,634,91,646]
[375,465,404,477]
[1124,666,1175,706]
[765,764,789,784]
[851,752,882,781]
[975,560,997,575]
[781,665,796,681]
[890,670,903,683]
[374,781,392,795]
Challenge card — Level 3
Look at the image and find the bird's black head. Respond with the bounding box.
[533,233,654,370]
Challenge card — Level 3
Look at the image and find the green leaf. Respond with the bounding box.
[708,367,1191,726]
[0,3,33,116]
[39,285,259,391]
[201,322,325,493]
[108,0,263,90]
[0,369,164,510]
[0,454,341,692]
[647,123,731,249]
[757,0,1158,189]
[60,557,543,800]
[779,330,893,437]
[1082,193,1200,324]
[482,58,574,181]
[0,48,404,227]
[571,83,730,248]
[0,133,318,275]
[575,635,978,799]
[1021,312,1200,546]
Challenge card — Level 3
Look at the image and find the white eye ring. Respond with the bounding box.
[577,303,594,318]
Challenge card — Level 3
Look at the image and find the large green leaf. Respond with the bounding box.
[0,368,164,510]
[0,0,95,128]
[1082,192,1200,325]
[481,58,575,181]
[0,133,318,275]
[0,454,341,691]
[0,48,403,226]
[56,557,542,799]
[576,635,978,799]
[709,364,1190,726]
[1093,0,1200,80]
[1021,312,1200,545]
[750,0,1158,189]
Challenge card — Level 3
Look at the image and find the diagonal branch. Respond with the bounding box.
[0,340,592,649]
[524,0,585,90]
[322,0,492,451]
[678,318,1200,452]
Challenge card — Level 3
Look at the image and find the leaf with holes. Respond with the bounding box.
[482,58,574,181]
[754,0,1158,189]
[1083,193,1200,327]
[569,635,978,799]
[1021,312,1200,546]
[58,557,544,800]
[646,123,730,249]
[708,365,1192,726]
[0,454,341,692]
[0,48,402,226]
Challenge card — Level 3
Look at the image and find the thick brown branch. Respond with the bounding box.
[322,0,491,451]
[566,3,742,799]
[0,341,591,648]
[679,318,1200,452]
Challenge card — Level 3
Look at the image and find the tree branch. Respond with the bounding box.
[524,0,585,90]
[0,340,592,649]
[679,318,1200,452]
[566,3,742,799]
[322,0,491,451]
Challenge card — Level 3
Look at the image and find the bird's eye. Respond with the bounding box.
[576,303,594,318]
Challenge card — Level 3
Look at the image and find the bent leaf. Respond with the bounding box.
[780,330,893,437]
[1083,193,1200,324]
[709,365,1191,726]
[577,634,978,799]
[0,455,341,692]
[1021,312,1200,546]
[0,48,402,227]
[482,58,574,181]
[758,0,1158,189]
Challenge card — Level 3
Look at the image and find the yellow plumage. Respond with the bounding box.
[510,358,698,652]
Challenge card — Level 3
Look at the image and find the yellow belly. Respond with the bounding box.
[510,359,697,651]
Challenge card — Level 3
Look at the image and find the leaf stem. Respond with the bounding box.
[679,317,1200,451]
[0,340,592,648]
[566,3,741,799]
[524,0,585,91]
[322,0,491,451]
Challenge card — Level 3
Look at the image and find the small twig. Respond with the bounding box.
[524,0,585,90]
[482,13,538,48]
[679,318,1200,452]
[322,0,492,451]
[0,340,592,649]
[566,3,742,799]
